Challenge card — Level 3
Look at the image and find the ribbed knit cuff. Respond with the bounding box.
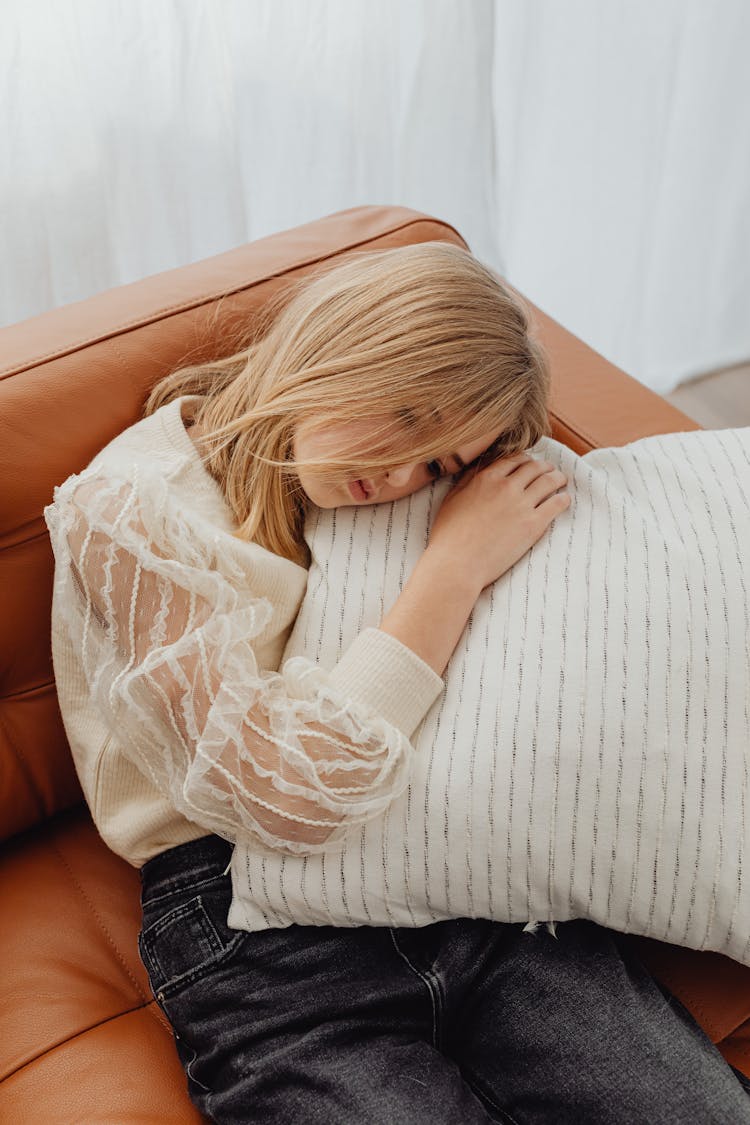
[327,627,444,738]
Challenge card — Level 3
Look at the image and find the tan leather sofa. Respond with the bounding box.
[2,204,750,1122]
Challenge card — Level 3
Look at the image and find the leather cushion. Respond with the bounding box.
[0,806,203,1123]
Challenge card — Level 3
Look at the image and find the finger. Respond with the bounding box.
[537,488,571,515]
[526,465,566,506]
[477,453,531,475]
[508,456,559,483]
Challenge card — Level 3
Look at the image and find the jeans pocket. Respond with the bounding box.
[139,893,237,1000]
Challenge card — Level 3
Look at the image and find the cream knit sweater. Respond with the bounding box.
[43,395,445,866]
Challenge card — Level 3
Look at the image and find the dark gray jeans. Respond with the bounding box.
[138,835,750,1124]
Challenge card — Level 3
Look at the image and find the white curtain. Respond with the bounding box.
[3,0,749,396]
[491,0,750,393]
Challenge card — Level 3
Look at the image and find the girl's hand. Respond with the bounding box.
[426,454,571,593]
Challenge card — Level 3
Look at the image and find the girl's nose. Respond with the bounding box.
[386,462,419,488]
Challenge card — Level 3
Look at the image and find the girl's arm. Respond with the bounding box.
[380,454,570,674]
[45,464,443,856]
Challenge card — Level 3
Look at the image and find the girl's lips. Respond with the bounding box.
[348,479,368,501]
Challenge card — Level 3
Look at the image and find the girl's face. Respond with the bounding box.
[292,415,503,509]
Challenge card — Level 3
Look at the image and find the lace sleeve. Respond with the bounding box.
[44,463,416,855]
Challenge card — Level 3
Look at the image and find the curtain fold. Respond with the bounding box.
[491,0,750,392]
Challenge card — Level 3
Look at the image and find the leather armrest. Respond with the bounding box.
[531,302,702,454]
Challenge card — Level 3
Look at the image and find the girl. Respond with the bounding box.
[45,242,750,1123]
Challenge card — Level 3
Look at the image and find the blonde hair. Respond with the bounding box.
[144,241,552,568]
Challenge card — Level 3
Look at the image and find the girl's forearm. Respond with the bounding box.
[378,547,482,678]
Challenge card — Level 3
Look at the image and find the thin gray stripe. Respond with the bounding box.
[605,479,630,926]
[302,506,323,652]
[550,453,577,914]
[401,778,418,927]
[319,852,332,922]
[424,481,440,546]
[492,567,517,918]
[689,434,731,951]
[528,496,555,917]
[359,823,373,924]
[587,471,612,915]
[299,854,314,919]
[314,515,339,928]
[334,847,350,920]
[356,507,378,634]
[335,503,360,927]
[238,859,262,932]
[377,807,397,927]
[277,856,293,920]
[625,502,651,931]
[510,547,532,917]
[424,651,450,918]
[649,434,694,941]
[351,507,378,925]
[398,492,414,591]
[247,852,279,929]
[258,855,287,928]
[420,486,453,921]
[314,508,337,659]
[450,612,473,914]
[379,491,417,927]
[337,507,359,656]
[442,614,467,914]
[667,436,711,946]
[637,447,675,936]
[488,575,512,916]
[379,503,395,620]
[400,491,438,928]
[722,430,750,956]
[568,460,594,912]
[468,589,492,916]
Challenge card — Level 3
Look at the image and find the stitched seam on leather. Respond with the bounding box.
[0,215,467,379]
[683,996,724,1043]
[0,999,161,1083]
[51,840,149,1002]
[693,999,749,1045]
[0,705,45,821]
[722,1015,750,1044]
[1,526,50,550]
[654,969,727,1043]
[553,410,701,453]
[0,679,56,703]
[142,994,175,1036]
[107,330,135,386]
[553,417,598,451]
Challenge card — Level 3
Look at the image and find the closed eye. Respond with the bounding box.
[426,460,444,479]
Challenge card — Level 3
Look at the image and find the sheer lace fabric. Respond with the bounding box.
[45,461,413,854]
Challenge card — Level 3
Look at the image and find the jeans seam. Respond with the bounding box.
[460,1065,523,1125]
[425,966,446,1052]
[143,928,248,1002]
[140,872,227,908]
[389,928,442,1050]
[730,1065,750,1096]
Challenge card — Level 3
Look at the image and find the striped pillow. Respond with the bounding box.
[230,427,750,963]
